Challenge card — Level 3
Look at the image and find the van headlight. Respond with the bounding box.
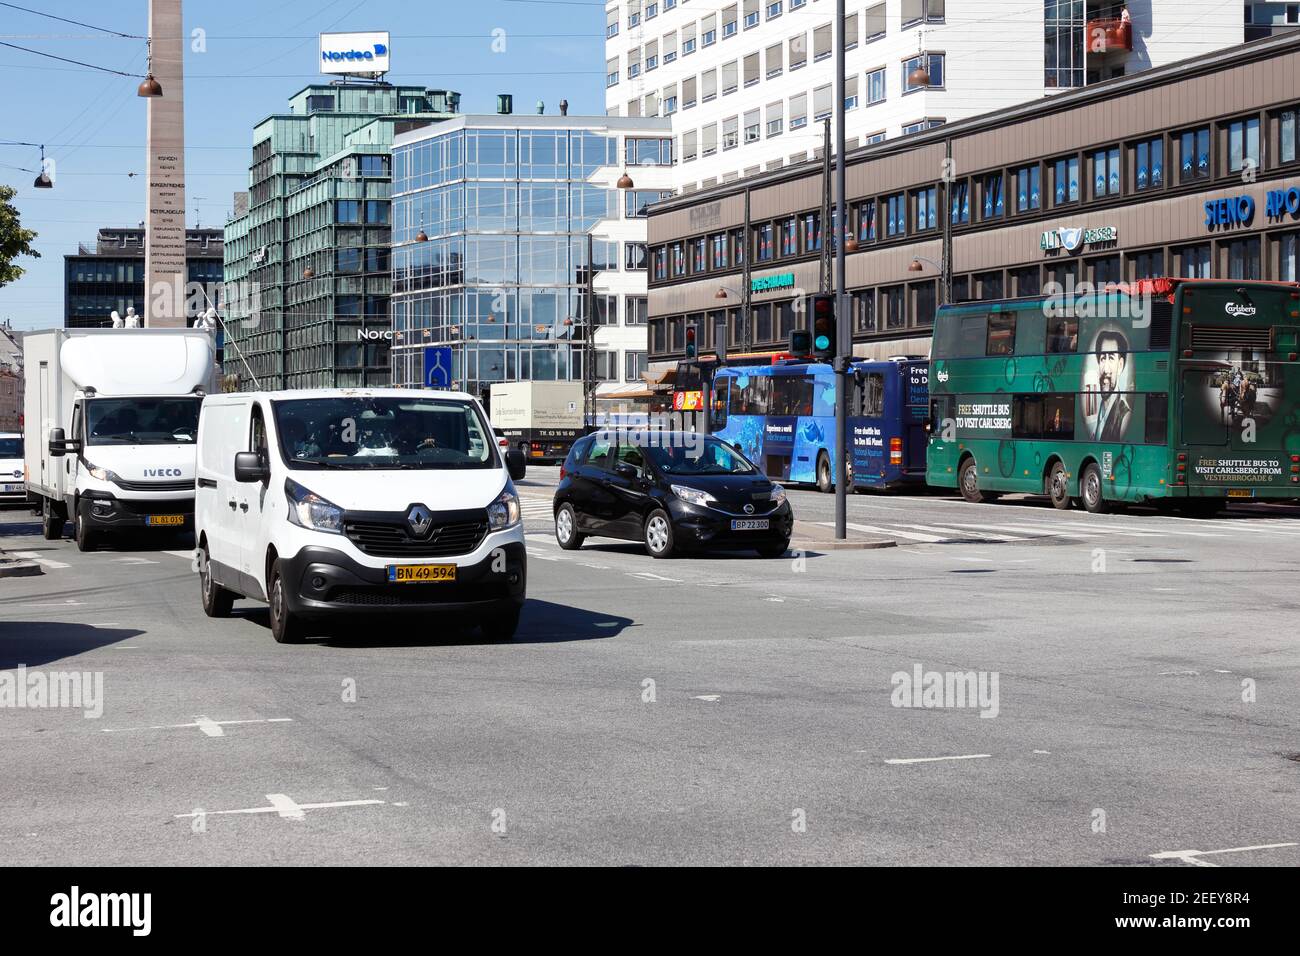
[671,484,715,507]
[284,478,344,534]
[84,461,121,484]
[487,486,521,531]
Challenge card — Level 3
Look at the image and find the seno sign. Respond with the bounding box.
[320,32,391,75]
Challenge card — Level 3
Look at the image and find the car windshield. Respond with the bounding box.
[0,437,21,457]
[272,396,497,470]
[647,437,756,475]
[85,398,200,446]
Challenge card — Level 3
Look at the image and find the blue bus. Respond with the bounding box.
[709,357,929,492]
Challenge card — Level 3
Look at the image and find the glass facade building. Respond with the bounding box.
[221,84,461,390]
[389,113,673,405]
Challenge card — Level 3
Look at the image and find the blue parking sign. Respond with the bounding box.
[423,346,453,389]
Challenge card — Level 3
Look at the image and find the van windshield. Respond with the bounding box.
[272,396,497,470]
[85,397,200,446]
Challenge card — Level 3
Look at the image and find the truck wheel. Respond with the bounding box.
[1047,461,1072,511]
[41,502,64,540]
[74,511,99,552]
[815,451,833,493]
[268,561,305,644]
[199,545,235,618]
[1080,463,1109,515]
[959,458,991,504]
[480,606,521,641]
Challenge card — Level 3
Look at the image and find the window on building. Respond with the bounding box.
[1130,249,1163,280]
[845,76,859,111]
[813,23,831,61]
[652,246,668,281]
[1134,137,1164,191]
[767,0,783,20]
[1012,266,1040,297]
[1225,236,1262,279]
[912,281,937,327]
[866,67,886,105]
[606,57,620,88]
[682,23,697,56]
[722,115,739,151]
[777,216,797,256]
[681,129,698,163]
[881,285,905,329]
[1015,165,1041,212]
[902,0,945,26]
[977,271,1004,300]
[701,68,718,103]
[1279,232,1300,281]
[690,237,707,273]
[722,60,739,94]
[802,211,821,252]
[1179,127,1211,181]
[1052,155,1080,205]
[1227,116,1261,173]
[731,227,746,266]
[854,289,876,332]
[950,179,970,224]
[1090,255,1122,285]
[722,4,737,37]
[1092,146,1121,198]
[1176,243,1211,278]
[626,296,648,325]
[789,93,808,131]
[865,3,886,40]
[903,53,943,92]
[669,241,686,277]
[625,351,648,382]
[913,186,938,232]
[702,14,718,46]
[982,173,1004,219]
[1044,1,1085,89]
[1280,109,1299,164]
[844,13,859,50]
[625,242,648,271]
[789,33,808,72]
[702,122,718,157]
[744,0,760,28]
[886,193,906,237]
[624,189,673,218]
[813,85,832,122]
[336,200,361,223]
[858,199,876,241]
[744,109,761,143]
[755,222,775,261]
[765,42,783,79]
[766,101,783,137]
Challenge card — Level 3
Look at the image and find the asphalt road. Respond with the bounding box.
[1,478,1298,866]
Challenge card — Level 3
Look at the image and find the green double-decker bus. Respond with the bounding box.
[927,278,1300,514]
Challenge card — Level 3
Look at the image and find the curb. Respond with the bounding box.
[0,558,42,578]
[790,538,898,551]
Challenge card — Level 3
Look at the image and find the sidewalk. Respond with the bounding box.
[789,520,897,551]
[0,545,42,578]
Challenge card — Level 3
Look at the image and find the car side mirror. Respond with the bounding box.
[234,451,270,483]
[614,462,638,479]
[505,448,527,481]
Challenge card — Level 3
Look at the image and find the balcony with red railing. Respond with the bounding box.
[1086,5,1133,55]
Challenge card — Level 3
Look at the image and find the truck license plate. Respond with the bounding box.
[387,564,456,583]
[730,519,769,531]
[1,484,21,493]
[146,514,184,526]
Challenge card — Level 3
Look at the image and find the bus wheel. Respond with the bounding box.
[1047,462,1072,510]
[1080,463,1109,514]
[816,452,833,494]
[958,458,988,504]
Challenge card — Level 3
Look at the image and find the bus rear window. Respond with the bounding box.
[1145,393,1168,444]
[987,314,1016,355]
[1047,315,1079,353]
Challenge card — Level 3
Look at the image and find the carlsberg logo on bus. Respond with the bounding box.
[1225,303,1257,317]
[319,32,390,74]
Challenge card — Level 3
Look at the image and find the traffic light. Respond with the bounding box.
[684,323,698,360]
[811,293,836,360]
[789,329,812,355]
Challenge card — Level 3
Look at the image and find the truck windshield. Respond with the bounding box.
[85,397,200,446]
[0,437,21,457]
[273,396,497,470]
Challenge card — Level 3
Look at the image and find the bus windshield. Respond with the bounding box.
[86,397,200,446]
[272,396,497,470]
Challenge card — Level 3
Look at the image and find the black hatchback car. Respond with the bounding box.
[553,431,794,558]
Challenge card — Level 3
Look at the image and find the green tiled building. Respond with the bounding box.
[222,84,460,389]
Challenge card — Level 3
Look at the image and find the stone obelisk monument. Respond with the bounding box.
[143,0,187,327]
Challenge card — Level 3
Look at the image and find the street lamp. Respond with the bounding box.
[137,39,163,97]
[617,171,635,189]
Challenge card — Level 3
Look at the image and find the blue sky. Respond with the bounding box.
[0,0,608,330]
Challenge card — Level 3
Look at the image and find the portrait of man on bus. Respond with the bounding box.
[1081,327,1132,442]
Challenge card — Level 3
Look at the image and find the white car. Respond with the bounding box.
[0,433,25,504]
[194,389,528,644]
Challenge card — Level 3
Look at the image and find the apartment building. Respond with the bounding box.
[605,0,1245,192]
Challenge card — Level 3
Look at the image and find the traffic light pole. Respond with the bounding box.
[834,0,848,541]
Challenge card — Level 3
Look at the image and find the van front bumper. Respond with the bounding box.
[280,542,527,617]
[79,491,194,529]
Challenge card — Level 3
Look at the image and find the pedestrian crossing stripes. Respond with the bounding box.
[518,497,554,521]
[809,515,1300,545]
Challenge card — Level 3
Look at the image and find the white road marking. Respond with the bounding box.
[693,694,721,702]
[162,549,194,560]
[881,754,992,765]
[1033,750,1051,754]
[103,717,293,737]
[525,549,563,561]
[174,794,386,821]
[943,522,1081,539]
[14,601,83,608]
[580,562,610,570]
[828,521,946,543]
[113,557,158,565]
[628,571,682,583]
[11,551,70,570]
[1150,842,1297,867]
[901,523,1026,541]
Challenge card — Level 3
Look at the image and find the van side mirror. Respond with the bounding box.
[506,449,526,481]
[48,427,79,457]
[234,451,269,483]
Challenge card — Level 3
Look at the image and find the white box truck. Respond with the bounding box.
[24,328,217,550]
[489,381,584,464]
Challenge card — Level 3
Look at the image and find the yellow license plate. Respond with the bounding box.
[387,563,456,583]
[1226,489,1255,499]
[147,514,185,526]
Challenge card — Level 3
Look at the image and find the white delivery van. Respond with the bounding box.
[0,433,25,504]
[24,328,216,550]
[489,381,584,463]
[195,388,529,644]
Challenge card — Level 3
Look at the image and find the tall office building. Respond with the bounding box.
[388,109,673,409]
[222,84,461,390]
[605,1,1246,193]
[64,227,223,328]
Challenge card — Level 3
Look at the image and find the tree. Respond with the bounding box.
[0,184,39,289]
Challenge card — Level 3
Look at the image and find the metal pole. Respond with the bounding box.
[834,0,848,540]
[942,138,953,305]
[742,189,752,352]
[586,231,596,432]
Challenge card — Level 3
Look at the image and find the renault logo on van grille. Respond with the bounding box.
[406,504,433,537]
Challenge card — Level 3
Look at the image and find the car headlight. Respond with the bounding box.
[671,484,715,507]
[284,478,344,534]
[84,461,121,483]
[769,483,786,504]
[487,485,521,531]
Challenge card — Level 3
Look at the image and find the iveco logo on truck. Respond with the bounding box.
[144,468,184,477]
